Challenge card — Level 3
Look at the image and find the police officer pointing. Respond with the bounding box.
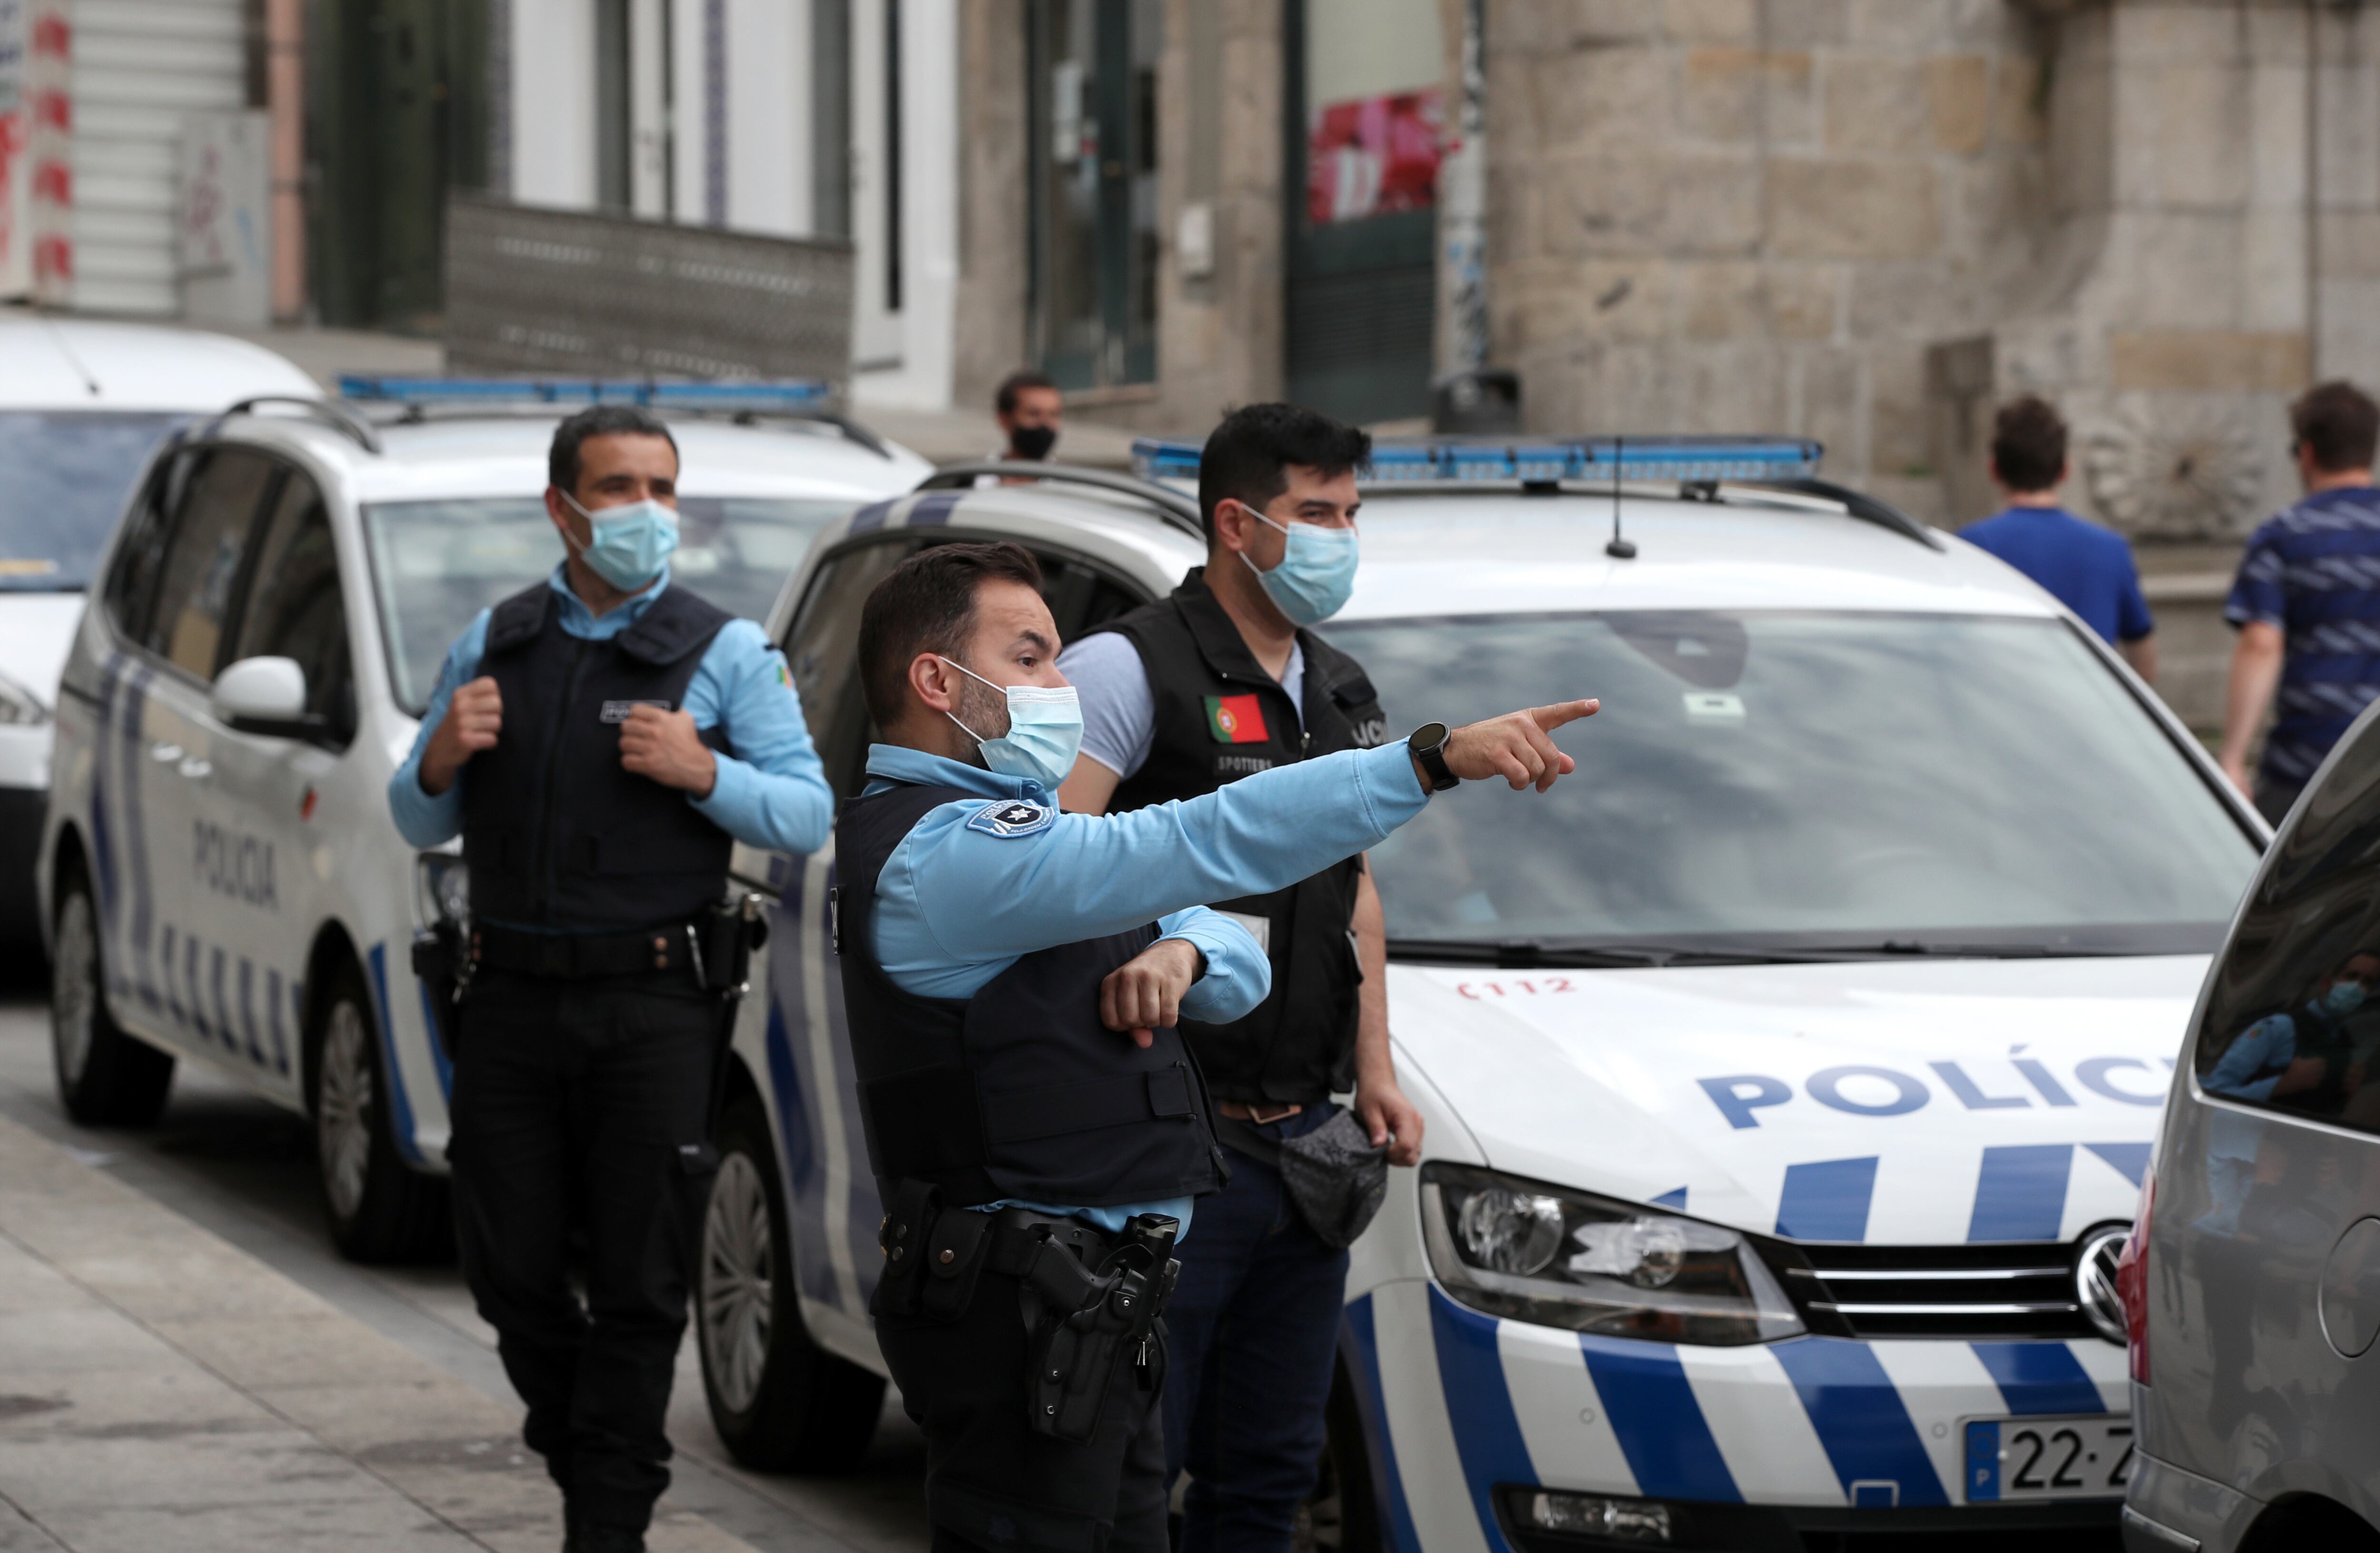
[839,540,1594,1552]
[388,405,833,1553]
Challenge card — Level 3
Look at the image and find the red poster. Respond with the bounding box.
[1307,87,1443,226]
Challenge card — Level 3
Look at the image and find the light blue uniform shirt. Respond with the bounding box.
[860,738,1431,1234]
[388,565,833,872]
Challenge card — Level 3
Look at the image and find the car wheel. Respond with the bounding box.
[698,1090,885,1472]
[1298,1362,1382,1553]
[50,869,173,1126]
[309,961,449,1264]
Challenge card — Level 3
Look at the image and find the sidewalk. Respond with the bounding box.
[0,1113,754,1553]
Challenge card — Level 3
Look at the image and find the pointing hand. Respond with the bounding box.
[1429,700,1599,793]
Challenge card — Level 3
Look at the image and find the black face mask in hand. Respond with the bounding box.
[1009,423,1058,461]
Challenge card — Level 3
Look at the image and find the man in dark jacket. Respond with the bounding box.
[1057,403,1420,1550]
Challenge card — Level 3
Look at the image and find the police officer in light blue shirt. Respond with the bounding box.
[838,540,1596,1553]
[387,406,832,1553]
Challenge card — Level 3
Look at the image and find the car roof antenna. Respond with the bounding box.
[1606,434,1637,558]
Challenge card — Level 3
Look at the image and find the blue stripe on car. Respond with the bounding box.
[366,944,423,1165]
[1428,1286,1536,1550]
[266,967,291,1075]
[850,501,892,533]
[909,492,960,527]
[1775,1156,1879,1241]
[1577,1332,1741,1502]
[1969,1342,2105,1416]
[2084,1141,2151,1187]
[122,668,155,991]
[1769,1337,1950,1506]
[1651,1186,1687,1210]
[1967,1144,2073,1242]
[415,982,454,1098]
[238,957,264,1064]
[1342,1294,1424,1553]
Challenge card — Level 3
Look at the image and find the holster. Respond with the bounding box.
[699,895,770,1139]
[1013,1216,1179,1445]
[408,921,467,1058]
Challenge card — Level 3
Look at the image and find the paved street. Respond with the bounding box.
[0,964,928,1553]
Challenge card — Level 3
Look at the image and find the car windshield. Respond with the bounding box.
[1325,609,2261,960]
[363,495,857,713]
[0,411,190,590]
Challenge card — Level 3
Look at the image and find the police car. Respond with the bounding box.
[685,440,2264,1548]
[36,380,929,1260]
[1,317,319,944]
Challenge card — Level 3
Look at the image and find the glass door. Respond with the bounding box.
[1028,0,1160,389]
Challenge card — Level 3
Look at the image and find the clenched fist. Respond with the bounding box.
[419,677,502,796]
[619,704,718,797]
[1099,937,1204,1050]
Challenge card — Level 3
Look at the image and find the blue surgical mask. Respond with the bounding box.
[562,491,679,591]
[938,656,1084,789]
[1239,504,1358,626]
[2328,981,2368,1017]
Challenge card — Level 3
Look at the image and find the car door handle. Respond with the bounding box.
[177,757,211,781]
[150,742,184,764]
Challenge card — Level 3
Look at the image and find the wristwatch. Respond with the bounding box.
[1408,722,1459,793]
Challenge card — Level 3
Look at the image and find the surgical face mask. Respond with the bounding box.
[1009,423,1058,461]
[936,655,1083,789]
[2328,981,2369,1017]
[1237,503,1359,626]
[561,490,679,591]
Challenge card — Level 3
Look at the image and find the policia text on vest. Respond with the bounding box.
[841,540,1593,1553]
[388,410,833,1553]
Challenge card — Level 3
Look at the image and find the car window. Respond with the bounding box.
[2195,724,2380,1135]
[103,451,193,646]
[228,467,356,745]
[1328,609,2260,957]
[783,538,917,801]
[0,410,189,592]
[143,447,280,682]
[361,494,858,715]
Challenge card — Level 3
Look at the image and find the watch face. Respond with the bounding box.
[1411,721,1448,747]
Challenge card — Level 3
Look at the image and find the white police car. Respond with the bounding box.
[1,317,318,944]
[37,380,928,1260]
[687,442,2265,1548]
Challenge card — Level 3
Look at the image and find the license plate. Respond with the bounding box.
[1963,1414,2133,1502]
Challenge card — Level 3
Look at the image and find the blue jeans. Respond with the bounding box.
[1163,1105,1351,1553]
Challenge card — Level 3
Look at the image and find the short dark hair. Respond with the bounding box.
[996,370,1059,418]
[2293,380,2380,474]
[1990,395,2068,494]
[858,541,1045,727]
[548,405,679,494]
[1197,402,1372,543]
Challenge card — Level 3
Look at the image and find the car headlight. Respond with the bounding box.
[1421,1163,1803,1345]
[0,670,49,727]
[415,853,469,928]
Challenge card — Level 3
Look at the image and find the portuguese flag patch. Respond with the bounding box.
[1205,694,1269,744]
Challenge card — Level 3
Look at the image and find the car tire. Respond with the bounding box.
[1299,1362,1383,1553]
[50,867,174,1127]
[309,960,450,1264]
[698,1090,886,1472]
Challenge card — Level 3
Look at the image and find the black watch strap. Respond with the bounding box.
[1408,722,1459,793]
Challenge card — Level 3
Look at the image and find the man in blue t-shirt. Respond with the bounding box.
[1960,394,2158,680]
[2221,380,2380,824]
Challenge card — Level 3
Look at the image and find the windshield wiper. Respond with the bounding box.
[1386,938,1831,969]
[1812,940,2094,959]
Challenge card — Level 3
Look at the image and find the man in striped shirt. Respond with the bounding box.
[2221,381,2380,824]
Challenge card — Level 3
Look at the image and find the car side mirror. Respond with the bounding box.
[213,656,320,739]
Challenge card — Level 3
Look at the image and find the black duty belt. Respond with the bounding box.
[468,920,701,980]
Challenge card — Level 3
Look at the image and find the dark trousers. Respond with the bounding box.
[2256,778,2303,828]
[1162,1107,1350,1553]
[877,1264,1170,1553]
[448,966,719,1540]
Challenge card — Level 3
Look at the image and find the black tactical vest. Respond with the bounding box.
[1085,570,1390,1105]
[834,781,1225,1208]
[461,581,734,932]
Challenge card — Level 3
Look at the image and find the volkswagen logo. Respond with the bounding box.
[2076,1224,2132,1344]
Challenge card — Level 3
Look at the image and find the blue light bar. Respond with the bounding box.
[338,376,833,409]
[1131,435,1823,485]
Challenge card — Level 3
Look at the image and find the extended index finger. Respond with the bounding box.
[1527,699,1599,732]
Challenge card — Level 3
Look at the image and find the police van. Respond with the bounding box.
[37,380,929,1260]
[681,442,2264,1549]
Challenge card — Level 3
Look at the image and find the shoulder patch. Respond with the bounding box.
[965,799,1057,839]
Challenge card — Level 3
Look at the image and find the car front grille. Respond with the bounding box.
[1769,1241,2102,1341]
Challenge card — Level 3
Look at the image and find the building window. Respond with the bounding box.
[884,0,902,310]
[1027,0,1160,389]
[596,0,632,212]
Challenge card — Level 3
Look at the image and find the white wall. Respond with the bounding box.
[725,0,809,236]
[852,0,955,410]
[509,0,596,209]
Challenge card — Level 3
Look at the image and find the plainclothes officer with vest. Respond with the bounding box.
[839,539,1593,1553]
[388,406,833,1553]
[1056,402,1405,1548]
